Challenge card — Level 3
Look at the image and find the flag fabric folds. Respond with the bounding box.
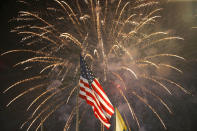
[79,55,114,129]
[116,108,128,131]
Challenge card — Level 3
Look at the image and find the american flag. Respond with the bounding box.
[79,55,114,129]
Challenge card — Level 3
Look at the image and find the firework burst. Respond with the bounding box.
[2,0,190,130]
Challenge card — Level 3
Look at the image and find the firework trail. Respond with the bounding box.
[2,0,190,130]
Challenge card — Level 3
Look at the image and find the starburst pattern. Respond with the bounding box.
[2,0,190,130]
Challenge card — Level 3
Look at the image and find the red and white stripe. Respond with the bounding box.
[79,76,114,129]
[91,78,114,118]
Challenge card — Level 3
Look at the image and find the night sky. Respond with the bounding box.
[0,0,197,131]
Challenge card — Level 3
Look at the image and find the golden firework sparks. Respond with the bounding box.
[2,0,191,130]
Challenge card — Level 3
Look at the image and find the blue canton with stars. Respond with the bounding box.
[80,54,95,84]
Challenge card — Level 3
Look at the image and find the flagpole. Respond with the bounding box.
[76,85,79,131]
[101,122,102,131]
[101,122,104,131]
[41,121,44,131]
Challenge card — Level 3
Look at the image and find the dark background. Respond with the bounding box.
[0,0,197,131]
